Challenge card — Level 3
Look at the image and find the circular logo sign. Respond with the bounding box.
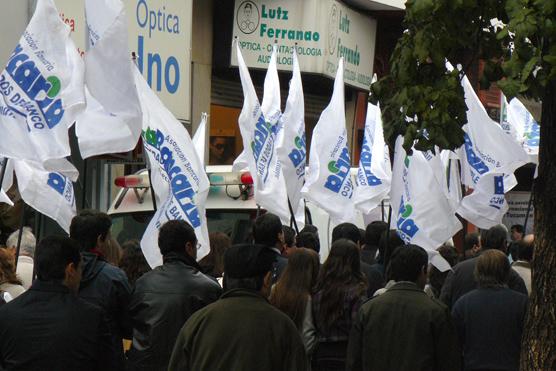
[328,4,338,55]
[236,1,260,35]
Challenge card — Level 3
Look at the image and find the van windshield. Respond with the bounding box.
[111,209,258,246]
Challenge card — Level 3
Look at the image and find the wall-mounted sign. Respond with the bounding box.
[53,0,192,122]
[231,0,377,90]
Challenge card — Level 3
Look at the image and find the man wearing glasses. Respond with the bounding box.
[127,220,222,371]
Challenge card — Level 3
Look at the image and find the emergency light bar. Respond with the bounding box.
[114,174,150,188]
[208,172,253,186]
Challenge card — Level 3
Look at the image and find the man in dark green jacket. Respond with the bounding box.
[168,243,308,371]
[346,244,461,371]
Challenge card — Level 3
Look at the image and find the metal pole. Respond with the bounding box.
[287,198,299,234]
[523,180,535,232]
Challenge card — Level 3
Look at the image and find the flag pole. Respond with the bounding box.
[523,171,535,232]
[14,204,26,268]
[287,198,299,234]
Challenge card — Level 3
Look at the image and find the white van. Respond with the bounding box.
[108,166,385,260]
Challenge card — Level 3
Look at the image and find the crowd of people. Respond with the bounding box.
[0,209,533,371]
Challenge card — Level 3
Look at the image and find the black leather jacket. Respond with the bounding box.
[127,251,222,371]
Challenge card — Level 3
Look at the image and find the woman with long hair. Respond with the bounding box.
[0,248,25,300]
[119,240,151,287]
[270,248,320,355]
[199,232,231,279]
[312,239,367,371]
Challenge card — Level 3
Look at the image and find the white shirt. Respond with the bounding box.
[16,255,34,290]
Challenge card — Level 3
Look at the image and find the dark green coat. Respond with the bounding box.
[168,288,308,371]
[346,282,461,371]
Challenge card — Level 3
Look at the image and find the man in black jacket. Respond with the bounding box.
[127,220,222,371]
[0,236,115,370]
[332,223,384,297]
[440,225,527,308]
[70,210,132,369]
[253,213,288,283]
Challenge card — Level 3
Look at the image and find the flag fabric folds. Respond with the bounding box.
[13,159,76,232]
[276,48,306,220]
[302,58,355,225]
[233,43,290,223]
[353,100,391,214]
[503,96,540,164]
[0,158,14,206]
[134,68,210,268]
[192,113,207,166]
[76,0,142,158]
[0,0,84,167]
[455,72,528,228]
[390,136,462,270]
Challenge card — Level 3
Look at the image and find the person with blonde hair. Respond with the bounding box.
[452,250,528,371]
[270,248,320,355]
[0,248,24,300]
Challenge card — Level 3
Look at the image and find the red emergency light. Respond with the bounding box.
[114,174,150,188]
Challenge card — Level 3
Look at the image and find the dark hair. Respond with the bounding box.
[224,276,264,291]
[270,248,320,329]
[0,248,22,286]
[314,239,367,332]
[365,221,388,248]
[511,224,524,234]
[119,240,151,286]
[428,244,458,297]
[300,225,318,235]
[482,225,508,251]
[463,232,480,251]
[332,223,362,245]
[69,210,112,252]
[388,244,428,282]
[517,239,533,262]
[35,236,81,282]
[158,220,196,255]
[378,230,404,268]
[474,249,510,287]
[283,226,296,248]
[198,232,232,278]
[253,213,282,247]
[508,241,520,262]
[296,231,320,253]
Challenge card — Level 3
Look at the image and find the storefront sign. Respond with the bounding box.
[53,0,192,122]
[502,191,534,235]
[231,0,377,90]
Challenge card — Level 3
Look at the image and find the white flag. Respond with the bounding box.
[455,72,528,228]
[390,137,462,255]
[301,58,355,225]
[503,96,539,163]
[76,0,142,158]
[234,43,290,223]
[0,0,85,166]
[353,100,391,214]
[14,159,76,232]
[0,158,14,206]
[192,113,207,166]
[276,49,306,219]
[134,68,210,268]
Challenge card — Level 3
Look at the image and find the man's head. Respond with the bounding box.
[517,234,534,262]
[365,221,388,250]
[463,232,481,259]
[223,244,276,296]
[474,249,510,287]
[282,225,296,257]
[69,210,112,252]
[388,244,428,289]
[253,213,284,250]
[510,224,525,241]
[296,231,320,254]
[209,136,228,164]
[331,223,361,247]
[158,220,197,260]
[36,236,82,293]
[481,225,508,252]
[6,227,36,258]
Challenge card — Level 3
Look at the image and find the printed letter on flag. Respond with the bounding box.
[353,99,391,214]
[234,43,290,223]
[390,137,462,271]
[0,0,85,166]
[13,159,77,233]
[76,0,142,158]
[134,68,210,268]
[301,58,355,225]
[276,48,306,220]
[192,113,207,166]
